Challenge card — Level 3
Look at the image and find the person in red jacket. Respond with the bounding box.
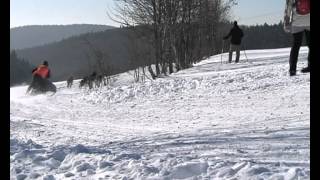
[27,61,56,94]
[32,61,50,79]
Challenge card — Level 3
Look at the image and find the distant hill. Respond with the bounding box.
[15,27,154,82]
[10,24,115,50]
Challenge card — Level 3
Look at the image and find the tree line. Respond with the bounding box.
[240,21,297,50]
[114,3,300,80]
[113,0,237,78]
[10,50,34,86]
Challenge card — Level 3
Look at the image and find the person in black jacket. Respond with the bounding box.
[223,21,244,63]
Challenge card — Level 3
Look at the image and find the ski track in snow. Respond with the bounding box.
[10,47,309,179]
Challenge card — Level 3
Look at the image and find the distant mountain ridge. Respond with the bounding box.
[14,27,151,82]
[10,24,116,50]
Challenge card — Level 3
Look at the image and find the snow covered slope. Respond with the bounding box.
[10,47,310,179]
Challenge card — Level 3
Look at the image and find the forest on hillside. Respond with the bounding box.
[11,21,299,86]
[241,22,297,50]
[10,51,34,86]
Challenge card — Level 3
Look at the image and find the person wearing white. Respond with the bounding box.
[284,0,310,76]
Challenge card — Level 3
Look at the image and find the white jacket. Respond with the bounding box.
[284,0,310,33]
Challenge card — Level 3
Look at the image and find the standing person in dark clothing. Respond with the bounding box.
[284,0,310,76]
[223,21,244,63]
[27,61,56,94]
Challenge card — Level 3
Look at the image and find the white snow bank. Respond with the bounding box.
[10,47,309,179]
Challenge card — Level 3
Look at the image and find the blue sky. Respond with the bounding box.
[10,0,285,28]
[10,0,118,28]
[231,0,285,25]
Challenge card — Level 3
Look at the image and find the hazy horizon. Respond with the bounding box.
[10,23,117,29]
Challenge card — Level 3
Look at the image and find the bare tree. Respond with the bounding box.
[82,36,113,86]
[112,0,236,78]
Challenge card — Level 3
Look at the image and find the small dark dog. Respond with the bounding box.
[79,76,88,88]
[95,75,103,88]
[67,76,73,88]
[88,72,97,89]
[79,72,100,89]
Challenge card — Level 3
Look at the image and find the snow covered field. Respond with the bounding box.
[10,47,310,179]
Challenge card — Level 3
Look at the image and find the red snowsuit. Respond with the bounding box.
[32,65,50,79]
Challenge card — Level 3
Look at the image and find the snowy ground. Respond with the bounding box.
[10,47,310,180]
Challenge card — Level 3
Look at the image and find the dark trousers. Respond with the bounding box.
[27,75,56,93]
[229,44,241,63]
[289,30,310,72]
[27,75,44,93]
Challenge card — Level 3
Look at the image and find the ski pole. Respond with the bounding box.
[243,49,248,62]
[221,40,224,64]
[243,45,249,62]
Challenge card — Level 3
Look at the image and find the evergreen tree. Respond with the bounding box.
[10,50,34,86]
[240,22,294,50]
